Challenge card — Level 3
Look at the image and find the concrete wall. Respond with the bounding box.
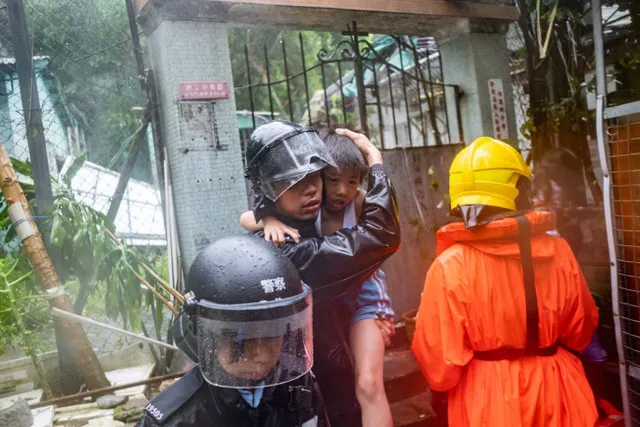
[148,21,247,271]
[440,32,517,144]
[381,144,462,317]
[0,345,153,398]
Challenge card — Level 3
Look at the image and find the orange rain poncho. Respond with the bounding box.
[412,211,598,427]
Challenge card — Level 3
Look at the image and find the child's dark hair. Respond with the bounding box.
[319,128,368,182]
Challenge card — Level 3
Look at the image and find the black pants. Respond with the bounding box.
[329,411,362,427]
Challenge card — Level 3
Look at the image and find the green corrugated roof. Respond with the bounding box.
[237,113,271,130]
[342,35,420,97]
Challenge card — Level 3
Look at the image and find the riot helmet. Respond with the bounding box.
[245,120,336,201]
[181,234,313,389]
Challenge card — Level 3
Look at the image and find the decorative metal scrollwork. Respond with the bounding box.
[317,40,356,62]
[358,39,376,61]
[358,39,388,64]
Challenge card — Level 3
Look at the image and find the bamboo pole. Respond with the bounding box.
[104,228,184,304]
[0,144,110,390]
[30,371,187,409]
[51,308,178,351]
[132,269,179,316]
[143,263,183,303]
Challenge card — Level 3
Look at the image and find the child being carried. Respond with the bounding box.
[241,130,395,427]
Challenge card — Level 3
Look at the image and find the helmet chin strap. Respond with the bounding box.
[457,205,533,229]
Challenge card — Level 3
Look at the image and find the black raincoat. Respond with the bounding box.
[252,164,401,426]
[136,367,328,427]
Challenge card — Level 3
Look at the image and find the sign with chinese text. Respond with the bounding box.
[179,81,229,101]
[488,79,508,140]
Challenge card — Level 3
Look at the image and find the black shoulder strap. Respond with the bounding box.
[143,368,204,424]
[515,215,539,350]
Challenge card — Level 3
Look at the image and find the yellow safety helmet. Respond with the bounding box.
[449,137,532,211]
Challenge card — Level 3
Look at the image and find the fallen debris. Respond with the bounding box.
[0,398,33,427]
[113,406,145,423]
[96,394,128,410]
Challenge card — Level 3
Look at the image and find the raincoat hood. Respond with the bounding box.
[436,211,557,259]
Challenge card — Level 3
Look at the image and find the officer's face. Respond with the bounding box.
[274,172,323,221]
[216,336,284,381]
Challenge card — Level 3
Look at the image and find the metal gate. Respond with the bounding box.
[234,22,462,152]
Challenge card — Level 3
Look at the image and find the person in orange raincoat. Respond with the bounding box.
[412,137,599,427]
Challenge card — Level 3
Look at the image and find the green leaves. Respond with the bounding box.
[51,188,111,282]
[1,156,169,340]
[0,258,50,355]
[10,157,34,178]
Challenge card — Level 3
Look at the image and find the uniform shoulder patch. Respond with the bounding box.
[144,368,203,424]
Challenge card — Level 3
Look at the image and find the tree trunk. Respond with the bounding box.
[0,143,110,391]
[107,118,149,223]
[53,322,83,395]
[516,5,604,203]
[73,278,91,314]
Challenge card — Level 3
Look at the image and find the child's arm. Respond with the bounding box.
[240,211,301,246]
[264,217,300,247]
[240,210,264,232]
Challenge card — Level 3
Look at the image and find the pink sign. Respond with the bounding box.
[179,81,229,100]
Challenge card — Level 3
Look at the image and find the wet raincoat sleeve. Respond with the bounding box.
[281,164,401,303]
[412,255,473,392]
[251,190,276,223]
[557,239,599,352]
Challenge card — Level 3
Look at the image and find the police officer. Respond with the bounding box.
[245,121,401,426]
[137,235,328,427]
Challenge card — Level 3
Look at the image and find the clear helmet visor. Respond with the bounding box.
[258,132,336,201]
[196,292,313,389]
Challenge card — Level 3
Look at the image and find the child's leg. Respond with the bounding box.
[350,318,393,427]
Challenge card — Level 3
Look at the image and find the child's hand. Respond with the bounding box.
[375,317,396,348]
[263,217,300,247]
[335,128,382,166]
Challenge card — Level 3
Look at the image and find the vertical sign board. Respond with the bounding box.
[488,79,508,141]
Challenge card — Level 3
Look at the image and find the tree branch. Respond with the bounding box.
[59,38,130,69]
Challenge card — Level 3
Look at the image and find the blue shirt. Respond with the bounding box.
[238,382,265,408]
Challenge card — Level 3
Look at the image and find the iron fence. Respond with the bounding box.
[234,23,463,152]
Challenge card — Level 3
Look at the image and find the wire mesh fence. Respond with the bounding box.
[608,110,640,424]
[0,0,171,360]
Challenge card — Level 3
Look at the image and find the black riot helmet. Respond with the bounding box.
[245,120,336,201]
[177,234,313,389]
